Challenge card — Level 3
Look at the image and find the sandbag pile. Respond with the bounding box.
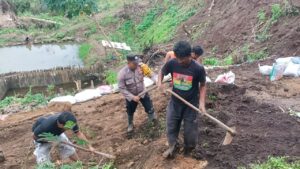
[50,75,172,105]
[259,56,300,81]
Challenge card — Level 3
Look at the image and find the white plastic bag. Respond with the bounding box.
[276,57,293,65]
[144,77,155,88]
[283,61,300,77]
[276,57,293,64]
[75,89,102,103]
[215,71,235,84]
[259,64,273,76]
[97,85,113,95]
[50,95,77,104]
[291,57,300,64]
[0,114,9,121]
[206,76,212,83]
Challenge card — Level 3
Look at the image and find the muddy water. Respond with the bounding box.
[0,44,83,74]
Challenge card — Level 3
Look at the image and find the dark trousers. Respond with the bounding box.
[166,98,198,148]
[126,93,155,118]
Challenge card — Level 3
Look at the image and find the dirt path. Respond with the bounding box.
[0,59,300,169]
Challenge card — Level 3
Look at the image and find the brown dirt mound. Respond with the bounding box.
[173,0,300,57]
[196,84,300,169]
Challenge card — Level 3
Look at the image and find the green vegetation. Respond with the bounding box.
[238,157,300,169]
[242,45,268,62]
[255,3,291,42]
[203,58,219,66]
[105,70,118,85]
[20,90,48,105]
[110,1,201,51]
[10,0,38,14]
[102,162,116,169]
[47,84,56,96]
[284,0,300,16]
[0,86,58,110]
[208,94,218,102]
[41,0,99,18]
[79,43,93,60]
[36,133,115,169]
[222,55,234,65]
[203,56,233,66]
[136,8,161,32]
[271,4,283,23]
[257,10,266,23]
[0,97,17,109]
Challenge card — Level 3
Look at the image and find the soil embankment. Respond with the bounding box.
[0,58,299,169]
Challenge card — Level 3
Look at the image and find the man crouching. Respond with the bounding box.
[32,103,95,164]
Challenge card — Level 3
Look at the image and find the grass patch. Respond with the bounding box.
[203,58,219,66]
[136,8,162,32]
[222,55,234,65]
[140,5,196,45]
[105,70,118,85]
[79,43,93,60]
[242,45,268,62]
[110,1,200,52]
[238,156,300,169]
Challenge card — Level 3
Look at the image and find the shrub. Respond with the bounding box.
[20,89,47,105]
[10,0,31,14]
[41,0,99,18]
[0,97,16,109]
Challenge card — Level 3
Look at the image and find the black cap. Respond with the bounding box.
[127,54,141,64]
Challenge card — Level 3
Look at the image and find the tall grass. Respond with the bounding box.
[79,43,93,60]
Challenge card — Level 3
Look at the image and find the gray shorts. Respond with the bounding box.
[34,133,76,164]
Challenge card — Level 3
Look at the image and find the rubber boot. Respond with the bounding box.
[127,115,134,133]
[163,143,176,158]
[184,147,194,157]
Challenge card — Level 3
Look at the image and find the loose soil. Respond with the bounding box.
[1,0,300,168]
[0,56,299,169]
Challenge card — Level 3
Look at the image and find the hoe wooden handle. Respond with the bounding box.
[60,141,116,159]
[167,89,236,135]
[138,85,158,97]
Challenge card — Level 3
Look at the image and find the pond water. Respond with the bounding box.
[0,44,83,74]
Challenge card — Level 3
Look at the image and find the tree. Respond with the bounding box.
[42,0,99,18]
